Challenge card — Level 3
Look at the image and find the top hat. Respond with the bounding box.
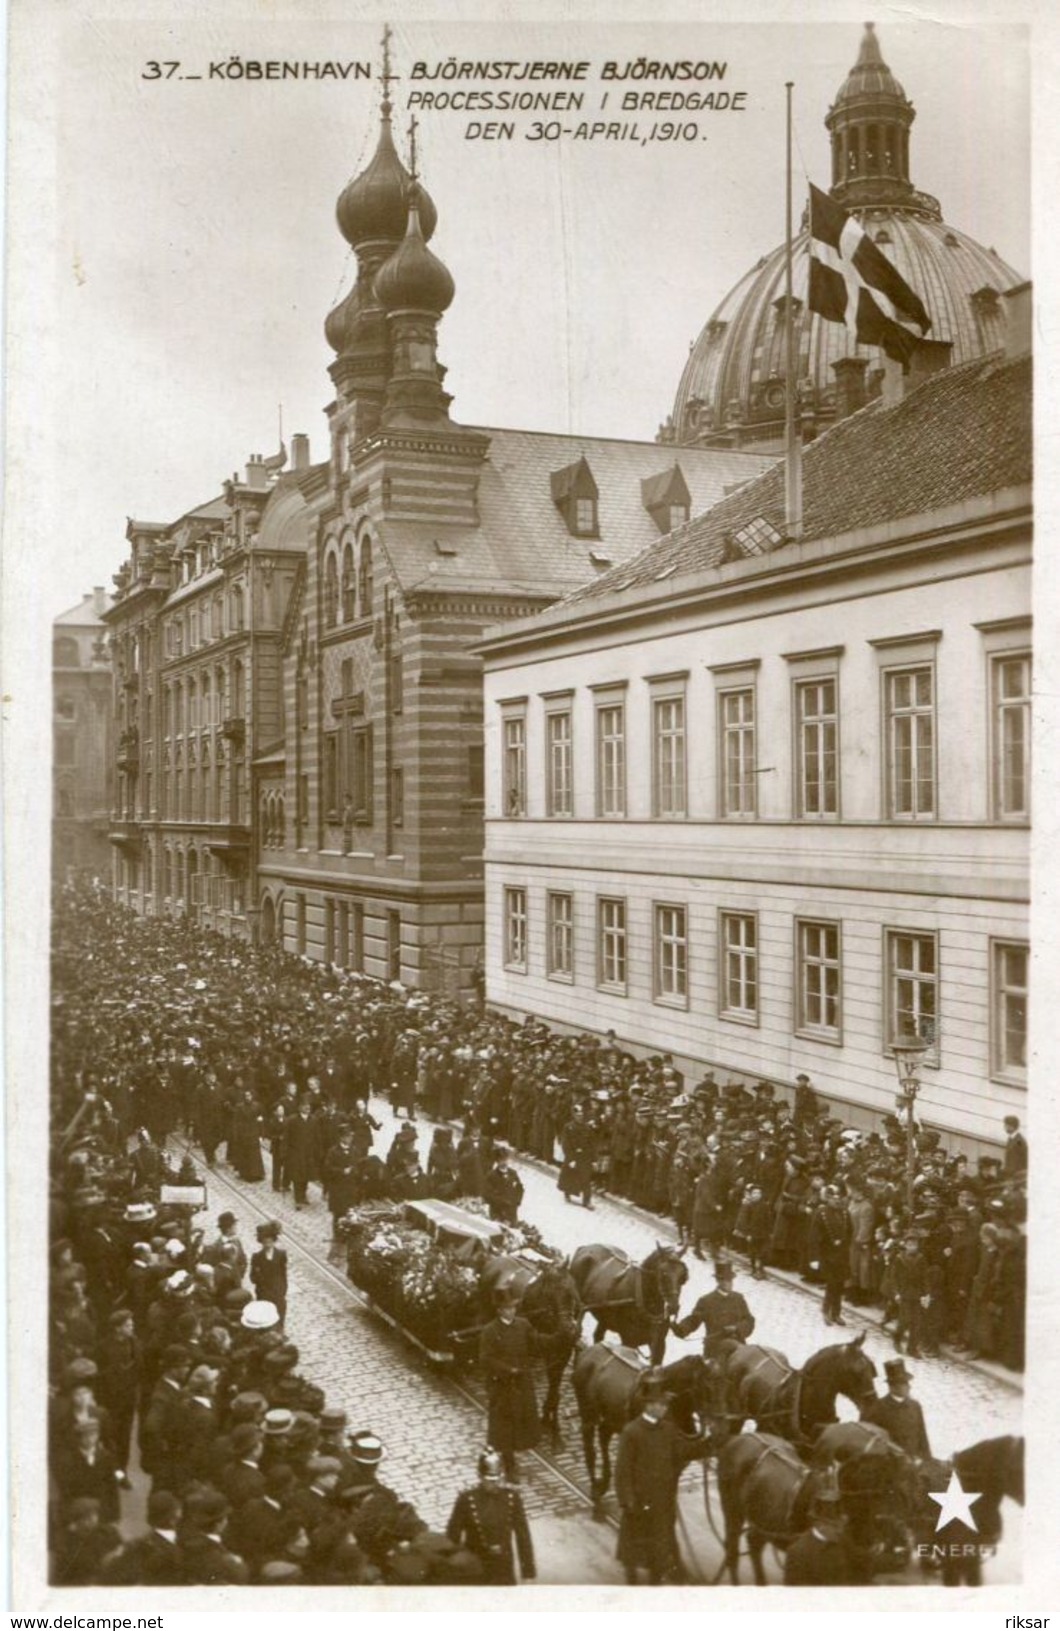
[884,1358,913,1385]
[713,1258,735,1281]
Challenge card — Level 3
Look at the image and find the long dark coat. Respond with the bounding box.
[614,1415,709,1578]
[478,1315,541,1454]
[446,1483,535,1584]
[283,1113,315,1189]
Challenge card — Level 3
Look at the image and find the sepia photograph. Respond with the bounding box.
[4,0,1054,1611]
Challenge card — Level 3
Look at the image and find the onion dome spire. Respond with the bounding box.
[374,119,454,314]
[826,21,921,213]
[335,26,436,249]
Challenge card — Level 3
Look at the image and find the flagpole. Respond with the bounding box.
[784,81,803,541]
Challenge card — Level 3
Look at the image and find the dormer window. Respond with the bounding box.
[641,463,692,534]
[550,455,600,539]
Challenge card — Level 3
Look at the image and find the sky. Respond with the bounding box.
[8,4,1032,621]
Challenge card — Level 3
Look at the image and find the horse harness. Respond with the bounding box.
[734,1350,805,1444]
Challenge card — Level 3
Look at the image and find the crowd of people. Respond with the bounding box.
[48,881,1027,1585]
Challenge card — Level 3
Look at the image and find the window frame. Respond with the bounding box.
[990,937,1028,1087]
[718,909,759,1027]
[653,901,689,1009]
[546,890,574,982]
[503,885,529,973]
[883,663,937,820]
[544,702,574,818]
[593,687,627,818]
[794,675,839,819]
[649,674,688,819]
[713,668,759,819]
[882,927,940,1065]
[597,896,628,994]
[795,917,843,1044]
[501,704,528,818]
[991,650,1032,823]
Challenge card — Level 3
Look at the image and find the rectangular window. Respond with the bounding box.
[993,653,1031,820]
[598,897,627,991]
[796,678,838,816]
[546,710,573,816]
[885,930,938,1058]
[391,767,404,828]
[324,898,335,966]
[503,715,526,816]
[324,731,340,819]
[654,904,688,1006]
[387,910,401,982]
[336,901,349,970]
[575,496,596,534]
[467,743,485,800]
[297,772,308,829]
[796,920,842,1040]
[720,687,756,817]
[390,650,404,714]
[504,886,528,971]
[547,892,574,980]
[886,667,935,818]
[720,911,758,1024]
[991,940,1028,1085]
[596,702,626,817]
[653,695,686,817]
[346,724,374,822]
[295,893,307,957]
[351,903,365,974]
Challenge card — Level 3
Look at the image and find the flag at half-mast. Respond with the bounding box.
[807,183,931,364]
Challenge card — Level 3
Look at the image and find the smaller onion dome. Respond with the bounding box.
[336,117,437,249]
[324,283,362,353]
[374,187,454,314]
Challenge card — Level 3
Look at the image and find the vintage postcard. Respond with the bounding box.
[5,0,1056,1614]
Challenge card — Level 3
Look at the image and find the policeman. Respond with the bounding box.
[672,1259,755,1358]
[446,1448,536,1585]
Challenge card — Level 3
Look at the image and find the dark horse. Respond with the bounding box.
[717,1334,879,1451]
[716,1429,916,1584]
[914,1435,1024,1586]
[572,1343,715,1507]
[477,1253,582,1437]
[569,1242,688,1366]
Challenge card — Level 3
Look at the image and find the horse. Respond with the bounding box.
[572,1342,716,1507]
[913,1434,1023,1586]
[569,1242,688,1366]
[716,1333,879,1451]
[716,1428,915,1585]
[477,1252,582,1438]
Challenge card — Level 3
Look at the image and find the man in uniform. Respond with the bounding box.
[672,1259,755,1358]
[809,1184,852,1327]
[614,1374,711,1584]
[484,1146,524,1226]
[446,1448,536,1585]
[863,1358,931,1461]
[478,1285,542,1482]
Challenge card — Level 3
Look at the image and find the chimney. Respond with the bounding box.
[292,433,311,472]
[1002,281,1032,358]
[244,453,269,490]
[881,338,954,408]
[92,585,107,615]
[832,356,869,420]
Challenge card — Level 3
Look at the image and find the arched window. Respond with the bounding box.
[341,540,356,621]
[229,584,244,633]
[201,672,211,728]
[324,551,339,629]
[358,537,373,617]
[278,795,286,845]
[232,659,245,717]
[174,681,184,735]
[187,677,198,732]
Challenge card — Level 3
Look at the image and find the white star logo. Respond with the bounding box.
[928,1470,983,1532]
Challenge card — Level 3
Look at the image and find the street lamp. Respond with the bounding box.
[892,1033,931,1214]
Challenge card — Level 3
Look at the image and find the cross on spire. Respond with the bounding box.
[380,24,394,120]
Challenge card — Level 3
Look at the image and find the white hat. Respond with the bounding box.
[240,1299,281,1331]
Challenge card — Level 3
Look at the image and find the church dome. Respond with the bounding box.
[336,115,437,250]
[374,188,454,315]
[668,24,1025,452]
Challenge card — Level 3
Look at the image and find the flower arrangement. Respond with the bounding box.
[341,1205,482,1352]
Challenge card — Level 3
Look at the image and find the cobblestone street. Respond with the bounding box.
[185,1096,1023,1587]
